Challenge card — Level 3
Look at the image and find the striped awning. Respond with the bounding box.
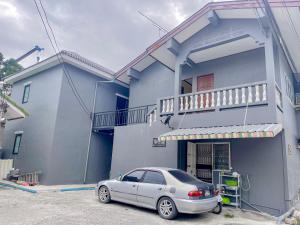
[158,124,283,141]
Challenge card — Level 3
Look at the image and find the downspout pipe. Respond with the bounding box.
[83,79,115,184]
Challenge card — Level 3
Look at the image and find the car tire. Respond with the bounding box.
[157,197,178,220]
[212,202,222,214]
[98,186,111,204]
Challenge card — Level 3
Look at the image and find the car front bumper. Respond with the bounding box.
[174,196,218,214]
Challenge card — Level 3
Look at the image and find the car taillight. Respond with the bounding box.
[188,190,203,197]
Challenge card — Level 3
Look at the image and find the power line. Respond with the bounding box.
[33,0,90,115]
[37,0,90,114]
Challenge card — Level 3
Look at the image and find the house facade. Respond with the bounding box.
[3,51,128,185]
[92,0,300,216]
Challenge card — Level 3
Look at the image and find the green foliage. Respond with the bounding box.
[0,52,23,79]
[297,218,300,225]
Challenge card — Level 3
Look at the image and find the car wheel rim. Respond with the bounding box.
[99,187,109,201]
[160,199,173,217]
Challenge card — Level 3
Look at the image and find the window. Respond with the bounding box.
[22,84,31,103]
[122,170,145,182]
[168,169,198,183]
[285,75,294,103]
[12,134,22,154]
[213,143,230,171]
[142,171,166,185]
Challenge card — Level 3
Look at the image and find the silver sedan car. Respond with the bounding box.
[95,167,218,219]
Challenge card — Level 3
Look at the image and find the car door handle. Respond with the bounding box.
[132,184,136,188]
[158,187,162,191]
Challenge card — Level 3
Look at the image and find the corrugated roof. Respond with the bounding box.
[159,123,283,141]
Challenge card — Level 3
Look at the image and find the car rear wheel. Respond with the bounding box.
[98,186,111,203]
[157,197,178,220]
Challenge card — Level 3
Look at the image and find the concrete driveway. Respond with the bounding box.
[0,188,276,225]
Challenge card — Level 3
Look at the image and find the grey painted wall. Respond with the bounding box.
[3,65,64,183]
[110,122,177,178]
[277,46,300,207]
[4,63,128,185]
[129,61,174,108]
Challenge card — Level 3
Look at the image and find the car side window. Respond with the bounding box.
[142,171,166,185]
[122,170,145,182]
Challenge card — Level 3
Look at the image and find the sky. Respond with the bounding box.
[0,0,211,72]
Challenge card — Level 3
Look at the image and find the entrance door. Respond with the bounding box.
[196,144,213,183]
[115,95,129,126]
[197,74,214,91]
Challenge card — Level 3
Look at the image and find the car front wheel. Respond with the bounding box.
[98,186,111,203]
[157,197,178,220]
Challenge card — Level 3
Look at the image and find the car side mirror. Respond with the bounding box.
[117,175,122,181]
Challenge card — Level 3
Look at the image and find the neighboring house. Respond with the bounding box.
[3,50,128,185]
[91,0,300,216]
[0,90,28,154]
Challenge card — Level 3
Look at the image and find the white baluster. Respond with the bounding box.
[222,90,227,106]
[262,84,267,101]
[170,99,174,112]
[180,97,184,111]
[228,89,233,105]
[241,87,246,104]
[162,100,166,113]
[255,85,260,102]
[166,99,170,113]
[153,109,157,122]
[200,94,204,109]
[190,95,194,110]
[149,113,152,126]
[185,96,189,110]
[216,91,221,107]
[235,88,239,105]
[248,86,253,103]
[205,93,209,108]
[211,92,215,107]
[194,94,199,109]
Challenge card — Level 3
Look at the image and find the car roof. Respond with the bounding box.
[134,167,177,172]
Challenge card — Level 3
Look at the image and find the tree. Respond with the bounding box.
[0,52,23,79]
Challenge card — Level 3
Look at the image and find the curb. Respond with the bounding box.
[0,180,37,193]
[60,187,95,192]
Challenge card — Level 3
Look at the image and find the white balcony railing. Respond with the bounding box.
[160,82,267,114]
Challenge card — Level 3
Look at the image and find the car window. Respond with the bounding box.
[142,171,166,185]
[122,170,145,182]
[168,169,198,183]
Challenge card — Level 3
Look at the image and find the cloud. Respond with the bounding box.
[0,0,202,71]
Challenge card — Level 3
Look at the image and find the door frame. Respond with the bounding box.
[186,142,231,183]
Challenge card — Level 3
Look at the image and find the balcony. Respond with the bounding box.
[159,81,268,115]
[93,104,155,130]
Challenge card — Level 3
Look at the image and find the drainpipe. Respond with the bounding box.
[83,79,115,184]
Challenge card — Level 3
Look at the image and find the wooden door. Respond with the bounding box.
[197,74,214,107]
[197,74,214,91]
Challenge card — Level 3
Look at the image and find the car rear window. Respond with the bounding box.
[168,169,198,183]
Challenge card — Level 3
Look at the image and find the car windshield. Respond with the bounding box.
[168,169,198,183]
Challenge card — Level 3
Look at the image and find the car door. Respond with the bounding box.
[137,170,167,209]
[110,170,145,205]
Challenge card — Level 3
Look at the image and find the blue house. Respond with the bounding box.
[91,0,300,216]
[3,51,128,185]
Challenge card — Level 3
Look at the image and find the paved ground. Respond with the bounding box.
[0,188,277,225]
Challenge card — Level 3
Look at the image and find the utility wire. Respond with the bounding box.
[38,0,90,114]
[33,0,90,116]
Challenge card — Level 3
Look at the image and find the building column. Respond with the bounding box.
[174,62,182,115]
[264,31,278,122]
